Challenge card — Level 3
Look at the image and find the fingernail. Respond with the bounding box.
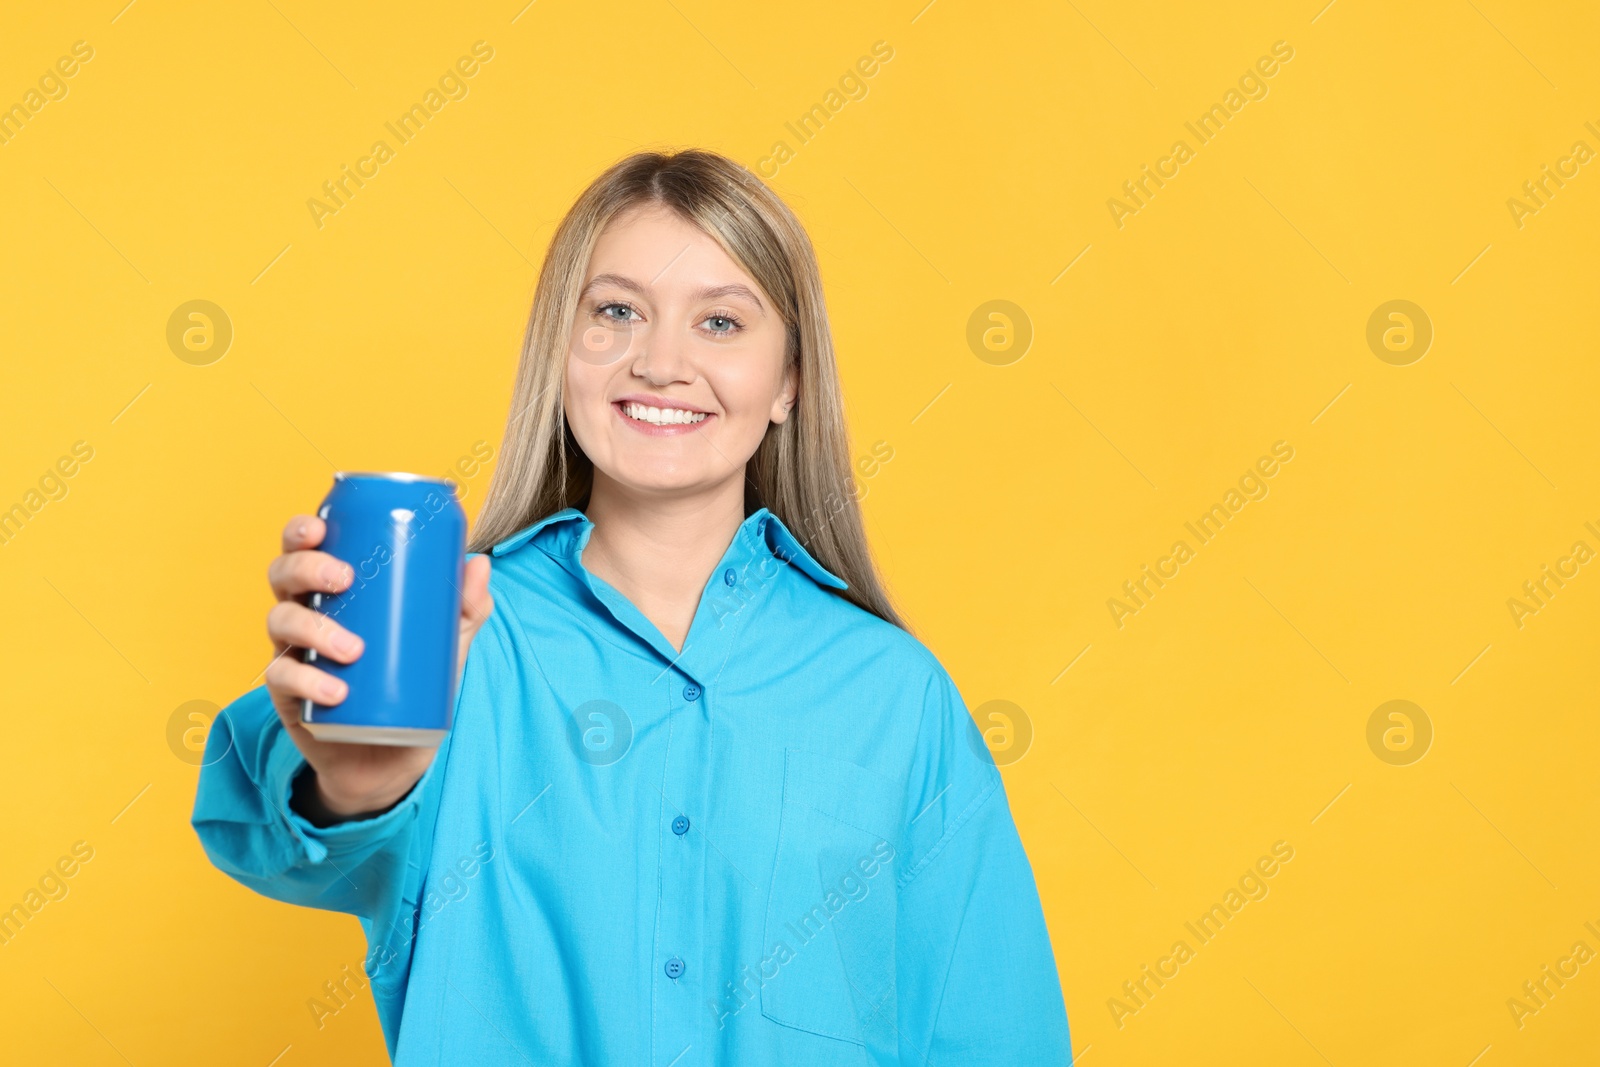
[321,562,348,590]
[320,678,346,701]
[295,521,307,540]
[335,631,362,655]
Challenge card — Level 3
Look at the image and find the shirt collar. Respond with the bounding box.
[492,505,847,685]
[490,506,848,592]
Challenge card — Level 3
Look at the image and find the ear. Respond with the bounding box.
[769,361,799,424]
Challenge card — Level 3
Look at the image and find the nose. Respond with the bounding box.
[631,321,693,385]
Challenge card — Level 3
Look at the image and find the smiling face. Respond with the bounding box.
[564,202,797,501]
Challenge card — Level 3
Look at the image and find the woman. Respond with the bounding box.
[192,149,1071,1065]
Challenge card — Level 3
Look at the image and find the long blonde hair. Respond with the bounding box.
[466,148,906,631]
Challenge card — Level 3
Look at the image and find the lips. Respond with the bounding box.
[612,399,715,436]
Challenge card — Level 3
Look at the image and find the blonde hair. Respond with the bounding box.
[466,149,906,631]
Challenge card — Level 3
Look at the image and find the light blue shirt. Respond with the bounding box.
[191,506,1071,1064]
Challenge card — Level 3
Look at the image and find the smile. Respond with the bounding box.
[613,400,714,436]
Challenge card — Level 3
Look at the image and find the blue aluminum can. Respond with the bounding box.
[300,472,467,746]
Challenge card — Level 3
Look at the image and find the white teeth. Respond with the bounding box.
[622,402,707,426]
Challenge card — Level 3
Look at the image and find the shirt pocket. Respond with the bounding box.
[760,748,903,1048]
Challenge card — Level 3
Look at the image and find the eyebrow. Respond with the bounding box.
[580,272,766,314]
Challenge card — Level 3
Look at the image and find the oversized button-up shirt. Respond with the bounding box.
[191,505,1072,1064]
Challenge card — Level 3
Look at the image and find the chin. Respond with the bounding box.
[609,462,716,496]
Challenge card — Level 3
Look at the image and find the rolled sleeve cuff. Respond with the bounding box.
[265,722,437,866]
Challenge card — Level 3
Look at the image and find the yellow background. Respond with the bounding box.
[2,0,1597,1063]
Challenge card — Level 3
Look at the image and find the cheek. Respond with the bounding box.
[562,359,611,445]
[710,372,779,446]
[712,348,785,422]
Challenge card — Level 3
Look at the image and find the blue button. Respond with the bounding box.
[683,683,701,701]
[723,568,737,586]
[665,957,685,980]
[672,814,690,835]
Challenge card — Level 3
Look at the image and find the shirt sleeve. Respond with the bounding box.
[189,683,441,921]
[894,666,1073,1065]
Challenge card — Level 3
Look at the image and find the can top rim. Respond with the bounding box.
[334,471,456,485]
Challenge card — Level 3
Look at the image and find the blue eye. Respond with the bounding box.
[702,311,746,336]
[596,302,638,323]
[592,301,745,337]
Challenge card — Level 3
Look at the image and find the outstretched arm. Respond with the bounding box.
[189,684,441,919]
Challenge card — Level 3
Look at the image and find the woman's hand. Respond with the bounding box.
[262,514,494,819]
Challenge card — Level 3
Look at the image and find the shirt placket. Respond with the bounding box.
[649,546,771,1065]
[550,517,771,1066]
[651,664,711,1065]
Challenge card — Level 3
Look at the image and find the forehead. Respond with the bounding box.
[586,203,761,298]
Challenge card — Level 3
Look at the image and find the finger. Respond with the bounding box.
[267,600,364,663]
[268,550,354,601]
[281,515,325,554]
[265,655,349,705]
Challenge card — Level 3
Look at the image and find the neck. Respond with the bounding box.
[579,472,749,651]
